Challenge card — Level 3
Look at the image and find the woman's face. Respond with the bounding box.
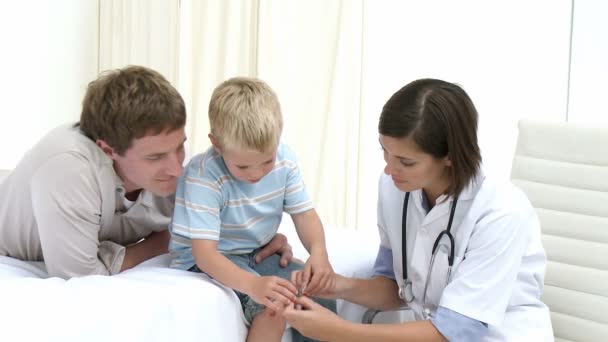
[379,134,451,194]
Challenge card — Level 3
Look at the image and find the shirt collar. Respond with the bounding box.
[411,169,485,217]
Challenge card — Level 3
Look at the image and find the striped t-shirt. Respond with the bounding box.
[169,143,313,270]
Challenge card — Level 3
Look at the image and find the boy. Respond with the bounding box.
[169,77,336,341]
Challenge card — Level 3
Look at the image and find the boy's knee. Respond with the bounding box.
[314,297,337,313]
[256,308,286,324]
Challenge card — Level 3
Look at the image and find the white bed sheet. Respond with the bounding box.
[0,224,380,342]
[0,254,247,342]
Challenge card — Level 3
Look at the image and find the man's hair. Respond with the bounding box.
[208,77,283,152]
[79,65,186,155]
[378,78,482,196]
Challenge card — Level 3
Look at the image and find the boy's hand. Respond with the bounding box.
[247,275,298,312]
[297,253,335,296]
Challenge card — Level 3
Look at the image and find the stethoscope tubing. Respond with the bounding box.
[399,192,459,304]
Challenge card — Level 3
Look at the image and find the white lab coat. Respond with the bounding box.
[377,172,554,341]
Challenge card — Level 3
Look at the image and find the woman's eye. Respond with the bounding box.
[400,160,415,167]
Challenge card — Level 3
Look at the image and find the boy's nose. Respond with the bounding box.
[249,168,266,181]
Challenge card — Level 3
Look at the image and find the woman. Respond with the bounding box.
[284,79,553,341]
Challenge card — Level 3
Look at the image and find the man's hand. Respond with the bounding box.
[254,233,293,267]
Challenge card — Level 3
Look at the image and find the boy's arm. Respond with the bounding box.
[291,209,334,295]
[291,209,327,255]
[192,239,298,311]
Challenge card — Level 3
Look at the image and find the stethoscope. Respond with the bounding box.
[398,191,458,318]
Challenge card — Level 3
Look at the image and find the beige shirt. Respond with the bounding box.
[0,124,173,278]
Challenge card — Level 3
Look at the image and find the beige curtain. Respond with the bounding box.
[98,0,368,230]
[255,1,365,230]
[177,0,260,156]
[97,0,573,232]
[98,0,180,84]
[176,0,367,230]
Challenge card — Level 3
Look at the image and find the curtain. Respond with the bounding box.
[97,0,572,232]
[99,0,368,230]
[177,0,260,155]
[98,0,180,84]
[255,0,365,230]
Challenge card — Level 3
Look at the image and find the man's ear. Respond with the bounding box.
[96,139,116,159]
[208,133,221,153]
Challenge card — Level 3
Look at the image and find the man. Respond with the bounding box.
[0,65,291,279]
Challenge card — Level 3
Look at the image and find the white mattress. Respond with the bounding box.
[0,223,380,342]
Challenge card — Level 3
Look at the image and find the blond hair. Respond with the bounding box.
[209,77,283,152]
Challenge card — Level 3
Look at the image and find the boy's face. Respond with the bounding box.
[101,128,187,196]
[220,147,277,184]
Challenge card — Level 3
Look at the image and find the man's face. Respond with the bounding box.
[220,147,277,184]
[107,128,187,196]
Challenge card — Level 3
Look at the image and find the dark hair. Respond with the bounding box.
[80,65,186,155]
[378,78,481,196]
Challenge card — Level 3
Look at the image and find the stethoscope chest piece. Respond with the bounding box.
[399,279,415,302]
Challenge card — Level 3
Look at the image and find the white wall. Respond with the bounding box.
[354,0,572,230]
[0,0,98,170]
[567,0,608,125]
[1,1,607,229]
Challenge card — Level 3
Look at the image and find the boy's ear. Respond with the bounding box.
[208,133,221,153]
[96,139,117,159]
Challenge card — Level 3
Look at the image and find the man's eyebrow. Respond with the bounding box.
[145,137,187,157]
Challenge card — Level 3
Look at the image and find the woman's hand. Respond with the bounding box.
[283,296,349,341]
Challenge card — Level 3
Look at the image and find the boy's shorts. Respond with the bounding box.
[189,249,336,341]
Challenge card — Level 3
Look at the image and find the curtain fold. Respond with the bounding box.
[178,0,260,155]
[256,0,364,229]
[98,0,180,84]
[96,0,572,232]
